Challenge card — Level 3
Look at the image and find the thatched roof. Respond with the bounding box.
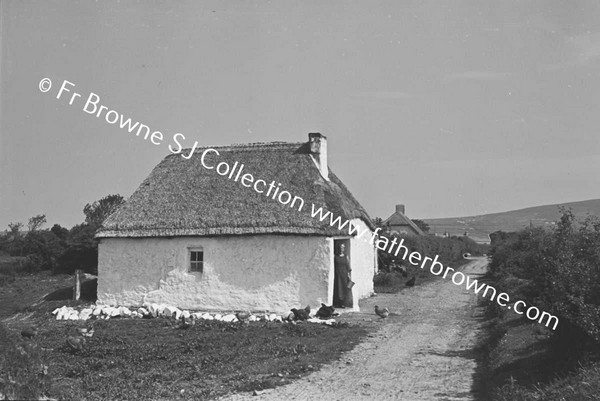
[97,141,373,238]
[383,210,424,235]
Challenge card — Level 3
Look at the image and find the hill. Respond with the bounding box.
[424,199,600,243]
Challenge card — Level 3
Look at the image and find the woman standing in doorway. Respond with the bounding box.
[333,243,352,308]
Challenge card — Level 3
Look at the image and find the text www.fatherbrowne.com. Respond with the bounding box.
[39,77,559,331]
[311,205,559,331]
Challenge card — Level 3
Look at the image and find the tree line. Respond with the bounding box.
[0,194,125,275]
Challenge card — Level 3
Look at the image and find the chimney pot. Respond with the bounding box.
[396,204,405,214]
[308,133,328,180]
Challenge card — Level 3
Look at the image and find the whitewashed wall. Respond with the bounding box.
[97,235,331,313]
[348,218,376,309]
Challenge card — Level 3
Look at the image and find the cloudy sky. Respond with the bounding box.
[1,0,599,229]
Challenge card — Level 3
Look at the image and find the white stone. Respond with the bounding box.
[248,315,258,322]
[160,305,172,317]
[52,308,61,315]
[92,308,102,316]
[79,309,93,320]
[163,305,181,319]
[268,313,278,322]
[56,306,70,319]
[222,314,236,322]
[147,303,159,317]
[137,307,148,316]
[110,308,120,317]
[182,310,191,319]
[119,307,132,316]
[157,304,167,316]
[214,313,222,321]
[60,307,75,320]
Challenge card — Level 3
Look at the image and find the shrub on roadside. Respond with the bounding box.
[488,209,600,363]
[376,232,487,273]
[373,271,394,286]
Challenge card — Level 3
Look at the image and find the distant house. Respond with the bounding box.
[383,204,424,236]
[96,133,377,312]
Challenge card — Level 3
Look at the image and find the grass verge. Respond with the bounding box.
[476,274,600,401]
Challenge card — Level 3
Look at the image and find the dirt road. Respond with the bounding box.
[220,257,488,401]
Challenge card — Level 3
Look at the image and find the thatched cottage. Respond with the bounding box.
[383,204,424,236]
[96,133,377,312]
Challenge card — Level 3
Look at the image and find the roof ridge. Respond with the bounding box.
[171,141,305,155]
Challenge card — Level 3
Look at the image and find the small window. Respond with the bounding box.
[189,249,203,273]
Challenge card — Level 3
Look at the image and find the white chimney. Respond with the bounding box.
[308,132,328,180]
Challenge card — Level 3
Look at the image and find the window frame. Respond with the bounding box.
[188,247,204,274]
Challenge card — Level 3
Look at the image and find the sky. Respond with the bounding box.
[1,0,600,230]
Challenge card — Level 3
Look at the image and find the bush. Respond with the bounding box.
[488,209,600,363]
[56,223,99,275]
[0,270,16,287]
[373,272,394,286]
[1,235,24,257]
[20,230,65,271]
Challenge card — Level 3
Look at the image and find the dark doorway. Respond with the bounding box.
[333,239,353,308]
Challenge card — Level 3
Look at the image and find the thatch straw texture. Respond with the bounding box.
[384,210,425,235]
[97,142,373,238]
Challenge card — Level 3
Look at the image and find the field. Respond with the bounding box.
[0,259,371,400]
[424,198,600,242]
